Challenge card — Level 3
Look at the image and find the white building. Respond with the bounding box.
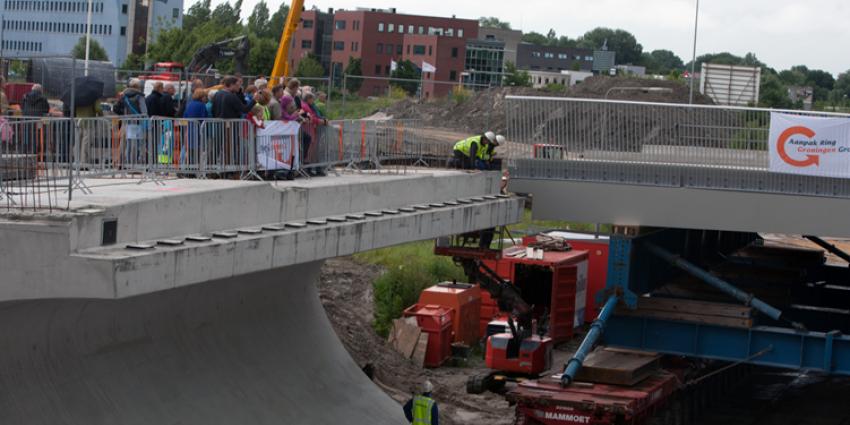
[528,69,593,88]
[0,0,183,66]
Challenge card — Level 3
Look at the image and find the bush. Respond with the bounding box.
[357,241,465,337]
[450,86,472,103]
[543,83,568,93]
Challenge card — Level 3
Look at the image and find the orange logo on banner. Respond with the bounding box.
[777,126,820,167]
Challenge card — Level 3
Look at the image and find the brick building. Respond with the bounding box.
[289,8,478,98]
[288,9,334,75]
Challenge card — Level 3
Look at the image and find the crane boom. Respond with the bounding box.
[270,0,305,86]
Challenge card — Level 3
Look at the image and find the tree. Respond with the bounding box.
[390,60,420,96]
[685,52,765,72]
[183,0,212,32]
[521,32,548,46]
[247,1,271,38]
[344,57,363,92]
[503,61,531,87]
[295,54,325,79]
[546,29,557,44]
[641,49,684,74]
[211,0,242,27]
[268,2,291,41]
[557,36,577,49]
[576,27,643,65]
[479,17,511,29]
[71,37,109,61]
[245,34,278,76]
[759,73,791,109]
[122,52,145,69]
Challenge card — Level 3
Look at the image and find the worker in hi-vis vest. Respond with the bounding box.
[477,134,505,170]
[404,380,438,425]
[452,131,496,170]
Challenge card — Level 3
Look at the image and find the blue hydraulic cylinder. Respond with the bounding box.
[561,294,619,386]
[644,242,783,321]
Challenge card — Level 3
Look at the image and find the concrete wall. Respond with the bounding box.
[511,178,850,238]
[0,261,406,425]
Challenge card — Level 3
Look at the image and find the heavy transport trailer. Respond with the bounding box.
[508,227,850,424]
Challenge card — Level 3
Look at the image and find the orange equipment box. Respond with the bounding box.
[403,304,453,367]
[417,282,481,345]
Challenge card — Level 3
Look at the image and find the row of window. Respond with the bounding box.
[333,19,360,30]
[1,39,43,52]
[377,22,465,39]
[2,0,104,12]
[530,51,593,62]
[2,19,116,35]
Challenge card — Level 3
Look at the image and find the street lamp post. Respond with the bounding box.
[84,0,94,76]
[688,0,700,104]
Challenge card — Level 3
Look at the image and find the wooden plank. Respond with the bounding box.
[615,308,753,329]
[636,297,752,318]
[575,348,661,386]
[411,332,429,367]
[388,318,421,359]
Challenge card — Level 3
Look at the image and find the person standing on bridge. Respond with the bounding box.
[404,380,439,425]
[452,131,495,170]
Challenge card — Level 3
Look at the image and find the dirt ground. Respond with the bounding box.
[318,257,520,425]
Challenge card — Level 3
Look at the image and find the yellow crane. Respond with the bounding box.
[270,0,305,87]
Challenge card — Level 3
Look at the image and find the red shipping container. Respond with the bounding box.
[417,283,481,345]
[403,304,452,367]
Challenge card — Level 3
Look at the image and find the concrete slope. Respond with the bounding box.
[0,261,405,424]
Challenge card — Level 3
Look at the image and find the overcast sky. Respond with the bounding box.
[204,0,849,76]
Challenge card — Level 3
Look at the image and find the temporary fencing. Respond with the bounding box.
[505,95,850,199]
[1,115,446,211]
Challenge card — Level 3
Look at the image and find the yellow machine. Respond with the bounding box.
[269,0,305,86]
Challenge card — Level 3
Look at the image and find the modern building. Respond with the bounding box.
[527,69,593,88]
[288,8,334,76]
[289,7,478,98]
[0,0,182,66]
[463,38,504,89]
[516,43,594,73]
[477,27,521,65]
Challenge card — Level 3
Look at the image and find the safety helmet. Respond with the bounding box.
[422,380,434,394]
[484,131,496,143]
[494,135,506,146]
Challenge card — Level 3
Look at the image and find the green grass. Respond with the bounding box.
[326,94,406,120]
[355,241,466,337]
[356,209,610,337]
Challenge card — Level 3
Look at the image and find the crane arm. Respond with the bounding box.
[458,258,532,338]
[185,36,250,75]
[270,0,305,86]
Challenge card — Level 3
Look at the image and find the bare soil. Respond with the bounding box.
[318,257,516,425]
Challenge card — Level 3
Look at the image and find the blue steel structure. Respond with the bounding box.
[591,229,850,376]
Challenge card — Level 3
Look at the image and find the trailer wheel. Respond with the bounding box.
[466,374,493,394]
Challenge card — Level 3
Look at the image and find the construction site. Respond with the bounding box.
[2,0,850,424]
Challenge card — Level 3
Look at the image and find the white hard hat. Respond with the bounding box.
[422,380,434,394]
[484,131,496,142]
[495,135,506,146]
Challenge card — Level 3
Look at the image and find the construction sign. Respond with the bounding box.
[769,112,850,178]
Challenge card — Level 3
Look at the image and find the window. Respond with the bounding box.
[418,26,424,34]
[334,20,346,30]
[120,26,126,36]
[378,22,384,32]
[385,65,390,75]
[544,52,554,59]
[301,40,312,49]
[172,7,179,18]
[532,51,541,58]
[387,23,394,32]
[585,56,593,61]
[375,65,381,75]
[397,23,403,33]
[377,43,383,54]
[351,41,357,51]
[353,20,360,30]
[303,19,314,28]
[333,41,344,50]
[574,55,581,60]
[458,29,464,38]
[451,47,458,58]
[449,70,457,81]
[394,44,401,55]
[446,28,454,37]
[413,45,425,55]
[408,25,414,34]
[428,46,432,56]
[386,44,393,55]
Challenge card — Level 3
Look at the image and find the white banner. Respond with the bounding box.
[257,121,301,171]
[769,112,850,178]
[421,61,436,73]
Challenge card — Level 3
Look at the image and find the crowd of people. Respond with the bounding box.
[110,75,331,178]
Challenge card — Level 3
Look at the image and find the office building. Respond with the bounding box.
[0,0,182,66]
[463,38,504,89]
[516,43,594,73]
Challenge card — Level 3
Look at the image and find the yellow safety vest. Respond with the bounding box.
[478,144,494,161]
[453,135,483,157]
[412,395,434,425]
